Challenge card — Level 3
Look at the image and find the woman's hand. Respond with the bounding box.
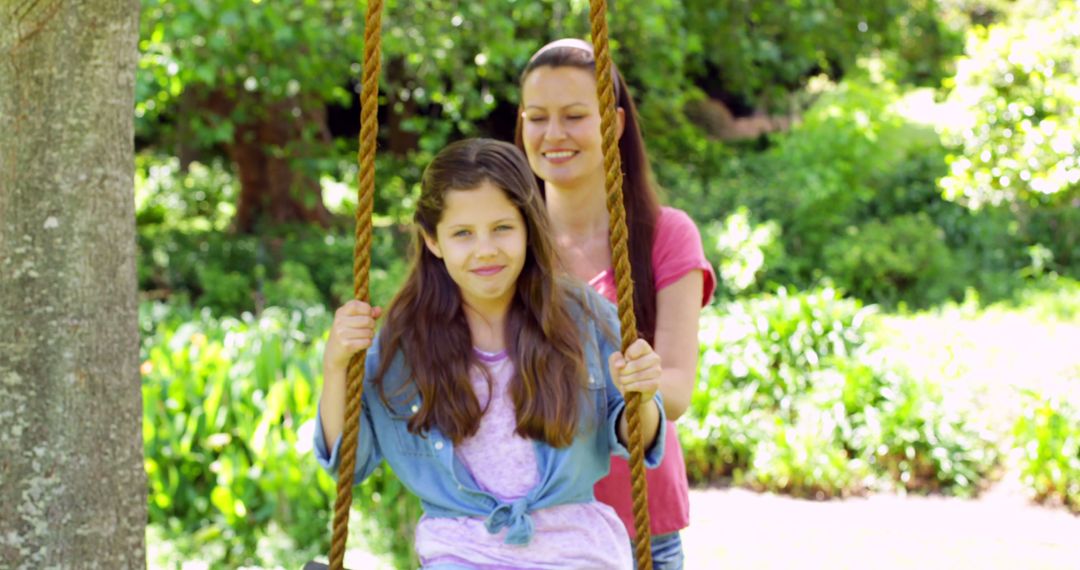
[324,300,383,372]
[609,338,664,451]
[608,338,662,401]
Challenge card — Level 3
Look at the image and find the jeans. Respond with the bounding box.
[632,531,684,570]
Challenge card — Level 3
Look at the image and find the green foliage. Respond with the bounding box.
[138,0,363,144]
[860,361,998,495]
[672,72,1055,308]
[939,2,1080,210]
[263,261,325,311]
[704,207,783,298]
[134,155,237,231]
[681,288,999,496]
[138,226,409,315]
[748,401,869,499]
[823,213,959,308]
[135,153,411,315]
[749,79,935,283]
[135,0,961,207]
[682,78,971,307]
[1014,389,1080,513]
[1008,275,1080,321]
[930,1,1080,278]
[141,302,334,565]
[138,0,580,150]
[141,301,422,568]
[682,0,963,106]
[138,228,260,313]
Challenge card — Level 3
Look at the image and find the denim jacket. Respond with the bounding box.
[314,286,666,546]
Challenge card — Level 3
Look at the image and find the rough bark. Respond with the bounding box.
[0,0,146,568]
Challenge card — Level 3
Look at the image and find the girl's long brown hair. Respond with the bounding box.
[374,138,591,448]
[515,43,662,344]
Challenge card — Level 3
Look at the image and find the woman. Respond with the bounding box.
[515,38,716,568]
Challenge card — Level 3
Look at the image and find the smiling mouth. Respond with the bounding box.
[543,150,577,160]
[472,266,504,276]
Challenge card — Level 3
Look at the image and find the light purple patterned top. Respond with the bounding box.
[415,348,631,569]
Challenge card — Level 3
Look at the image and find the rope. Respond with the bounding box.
[588,1,653,568]
[328,0,383,568]
[324,3,651,569]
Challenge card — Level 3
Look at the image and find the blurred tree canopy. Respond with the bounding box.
[137,0,963,232]
[939,0,1079,269]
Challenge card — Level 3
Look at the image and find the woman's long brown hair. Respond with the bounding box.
[514,43,662,344]
[373,138,591,448]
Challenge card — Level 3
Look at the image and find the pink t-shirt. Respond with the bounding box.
[589,207,716,537]
[415,349,632,569]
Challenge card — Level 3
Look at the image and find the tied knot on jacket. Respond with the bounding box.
[484,498,535,545]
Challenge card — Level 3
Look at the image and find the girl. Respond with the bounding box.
[515,39,717,568]
[316,138,667,569]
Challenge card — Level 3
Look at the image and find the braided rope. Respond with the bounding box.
[328,1,383,568]
[323,3,649,569]
[588,1,653,568]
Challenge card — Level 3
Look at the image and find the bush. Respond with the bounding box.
[681,288,999,496]
[138,225,410,316]
[850,359,999,495]
[134,155,237,232]
[1009,275,1080,321]
[1013,389,1080,513]
[823,213,960,308]
[703,207,783,298]
[939,2,1080,275]
[141,301,421,569]
[674,76,1016,308]
[135,153,413,316]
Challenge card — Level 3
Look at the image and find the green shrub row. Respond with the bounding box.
[1013,389,1080,513]
[679,288,1000,498]
[140,302,420,569]
[138,225,409,315]
[142,288,1080,567]
[135,154,412,317]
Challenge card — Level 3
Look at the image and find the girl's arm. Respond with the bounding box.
[652,270,705,420]
[318,358,349,449]
[610,338,663,451]
[316,300,383,480]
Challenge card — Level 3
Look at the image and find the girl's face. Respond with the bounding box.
[520,66,613,191]
[423,181,528,315]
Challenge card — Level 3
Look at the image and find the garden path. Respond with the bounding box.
[684,468,1080,569]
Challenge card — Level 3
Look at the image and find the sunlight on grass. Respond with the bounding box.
[874,288,1080,432]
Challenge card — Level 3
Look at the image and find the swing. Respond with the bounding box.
[303,1,653,568]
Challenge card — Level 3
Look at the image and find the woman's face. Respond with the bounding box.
[520,66,608,191]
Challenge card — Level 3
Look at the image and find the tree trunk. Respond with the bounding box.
[203,91,334,234]
[0,1,146,568]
